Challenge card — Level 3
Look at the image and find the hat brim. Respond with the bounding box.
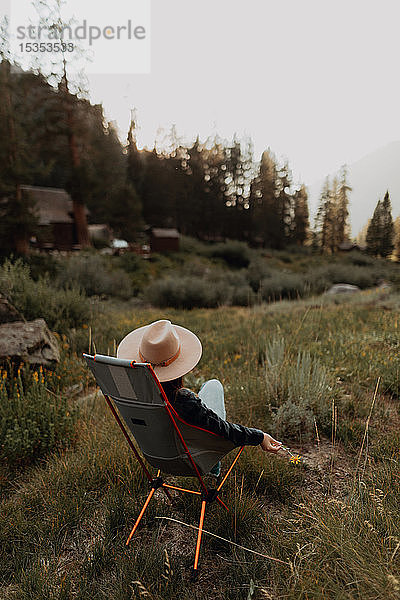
[117,323,202,382]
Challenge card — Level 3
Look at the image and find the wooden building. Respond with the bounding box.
[149,228,180,253]
[21,185,87,251]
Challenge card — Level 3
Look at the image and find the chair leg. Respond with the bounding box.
[192,499,207,576]
[126,487,156,546]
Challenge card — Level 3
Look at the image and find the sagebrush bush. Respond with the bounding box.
[260,271,306,301]
[264,337,334,440]
[144,270,256,309]
[144,275,227,309]
[57,253,133,299]
[0,259,90,332]
[274,400,315,439]
[310,263,381,290]
[0,366,78,466]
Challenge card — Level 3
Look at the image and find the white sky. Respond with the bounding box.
[86,0,400,187]
[3,0,400,188]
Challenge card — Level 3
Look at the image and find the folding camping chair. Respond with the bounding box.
[83,353,245,577]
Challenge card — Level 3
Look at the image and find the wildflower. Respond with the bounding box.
[280,445,302,464]
[290,455,302,464]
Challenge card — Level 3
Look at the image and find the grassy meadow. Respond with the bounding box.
[1,251,400,599]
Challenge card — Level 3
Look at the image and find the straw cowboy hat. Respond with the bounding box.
[117,319,202,382]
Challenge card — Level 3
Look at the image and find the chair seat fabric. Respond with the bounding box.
[83,354,235,476]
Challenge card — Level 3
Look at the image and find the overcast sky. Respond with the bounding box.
[87,0,400,187]
[5,0,400,188]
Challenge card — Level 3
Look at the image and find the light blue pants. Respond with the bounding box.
[198,379,226,477]
[198,379,226,419]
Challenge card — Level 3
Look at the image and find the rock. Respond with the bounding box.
[0,319,60,367]
[0,294,24,324]
[377,280,391,289]
[325,283,360,295]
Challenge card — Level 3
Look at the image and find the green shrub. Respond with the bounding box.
[22,253,60,280]
[56,253,133,299]
[206,240,251,268]
[230,283,256,306]
[0,366,78,466]
[246,258,272,292]
[345,251,375,267]
[0,259,90,332]
[116,253,152,294]
[179,235,210,255]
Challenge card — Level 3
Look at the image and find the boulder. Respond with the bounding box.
[0,294,24,324]
[325,284,360,295]
[0,318,60,367]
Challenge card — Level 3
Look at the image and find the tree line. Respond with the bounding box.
[0,60,310,252]
[0,59,396,258]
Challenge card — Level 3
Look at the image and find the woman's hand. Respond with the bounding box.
[260,433,282,453]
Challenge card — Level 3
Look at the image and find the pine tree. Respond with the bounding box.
[251,150,281,248]
[0,52,37,254]
[336,164,351,245]
[366,191,394,257]
[32,0,91,247]
[223,137,254,240]
[329,176,340,252]
[366,200,382,256]
[393,216,400,261]
[315,167,351,253]
[315,177,334,252]
[276,161,293,247]
[380,191,394,257]
[292,185,309,245]
[108,182,143,241]
[202,138,228,239]
[127,110,145,195]
[121,113,144,238]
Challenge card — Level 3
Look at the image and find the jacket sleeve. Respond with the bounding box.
[172,388,264,447]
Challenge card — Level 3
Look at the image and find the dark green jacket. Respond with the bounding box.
[171,387,264,447]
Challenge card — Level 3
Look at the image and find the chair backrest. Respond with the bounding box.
[83,354,235,476]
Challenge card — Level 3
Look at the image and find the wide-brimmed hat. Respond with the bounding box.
[117,319,202,382]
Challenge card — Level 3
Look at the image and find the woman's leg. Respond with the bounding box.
[198,379,226,420]
[198,379,225,477]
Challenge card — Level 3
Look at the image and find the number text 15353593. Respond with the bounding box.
[19,42,75,52]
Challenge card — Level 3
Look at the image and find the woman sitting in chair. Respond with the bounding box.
[117,319,282,475]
